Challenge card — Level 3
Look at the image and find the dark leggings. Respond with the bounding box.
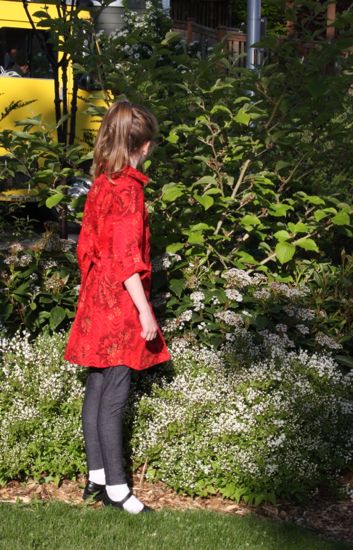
[82,365,131,485]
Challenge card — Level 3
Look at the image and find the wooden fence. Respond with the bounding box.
[173,18,248,65]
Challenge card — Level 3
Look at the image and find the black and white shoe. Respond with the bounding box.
[83,480,105,502]
[102,488,153,513]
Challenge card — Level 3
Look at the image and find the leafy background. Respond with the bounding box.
[0,0,353,504]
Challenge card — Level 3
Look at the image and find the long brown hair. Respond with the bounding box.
[93,100,158,179]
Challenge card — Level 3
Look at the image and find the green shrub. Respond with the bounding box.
[2,330,351,504]
[129,337,353,504]
[0,225,80,335]
[154,258,353,363]
[0,331,85,484]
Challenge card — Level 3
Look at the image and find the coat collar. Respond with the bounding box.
[121,165,149,186]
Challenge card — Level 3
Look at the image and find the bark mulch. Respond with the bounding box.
[0,468,352,545]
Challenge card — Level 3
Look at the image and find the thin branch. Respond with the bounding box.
[247,222,333,273]
[214,158,251,236]
[264,93,285,131]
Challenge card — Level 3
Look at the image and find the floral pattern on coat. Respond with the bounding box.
[64,165,171,370]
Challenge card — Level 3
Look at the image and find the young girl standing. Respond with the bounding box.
[64,100,171,514]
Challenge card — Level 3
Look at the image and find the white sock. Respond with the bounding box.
[89,468,106,485]
[106,483,144,514]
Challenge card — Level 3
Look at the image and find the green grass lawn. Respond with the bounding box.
[0,501,349,550]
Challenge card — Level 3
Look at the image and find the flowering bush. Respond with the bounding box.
[129,337,353,504]
[1,331,352,503]
[0,224,80,335]
[153,257,353,364]
[0,331,85,484]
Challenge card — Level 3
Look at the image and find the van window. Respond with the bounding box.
[0,28,54,78]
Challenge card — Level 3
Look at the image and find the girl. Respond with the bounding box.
[64,100,171,514]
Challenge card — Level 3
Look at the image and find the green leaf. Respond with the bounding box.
[269,203,293,217]
[15,117,42,127]
[234,96,251,104]
[33,10,51,18]
[187,231,204,244]
[162,184,184,202]
[210,104,232,116]
[161,31,182,45]
[287,222,309,234]
[13,282,30,296]
[235,251,258,265]
[204,187,222,195]
[334,355,353,369]
[234,108,251,125]
[302,194,325,205]
[169,278,184,298]
[209,79,234,93]
[189,223,211,231]
[194,194,214,210]
[274,230,291,241]
[331,211,350,226]
[166,132,179,144]
[56,114,69,129]
[46,193,64,208]
[194,176,218,186]
[78,151,94,163]
[233,487,248,502]
[240,214,261,227]
[220,483,237,499]
[314,209,327,222]
[49,306,66,331]
[296,238,319,252]
[275,241,296,264]
[166,242,184,253]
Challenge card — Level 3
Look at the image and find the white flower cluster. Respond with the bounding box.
[190,291,205,311]
[252,281,311,304]
[253,288,271,300]
[0,331,85,481]
[222,268,253,288]
[152,253,181,273]
[222,268,268,289]
[258,329,295,356]
[283,305,315,321]
[296,323,310,335]
[315,331,343,350]
[161,310,194,333]
[225,288,243,302]
[215,310,243,326]
[41,259,58,270]
[270,282,310,298]
[130,339,353,500]
[117,1,170,40]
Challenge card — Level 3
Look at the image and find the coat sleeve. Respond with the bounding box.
[109,181,150,283]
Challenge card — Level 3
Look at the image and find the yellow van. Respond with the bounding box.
[0,0,103,146]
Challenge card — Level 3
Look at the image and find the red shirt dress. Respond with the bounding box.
[64,165,171,370]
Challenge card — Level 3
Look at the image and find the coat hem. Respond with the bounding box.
[63,352,171,371]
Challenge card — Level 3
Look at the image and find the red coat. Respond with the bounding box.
[64,165,171,370]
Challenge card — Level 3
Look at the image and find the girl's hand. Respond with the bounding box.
[123,273,158,340]
[139,308,158,341]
